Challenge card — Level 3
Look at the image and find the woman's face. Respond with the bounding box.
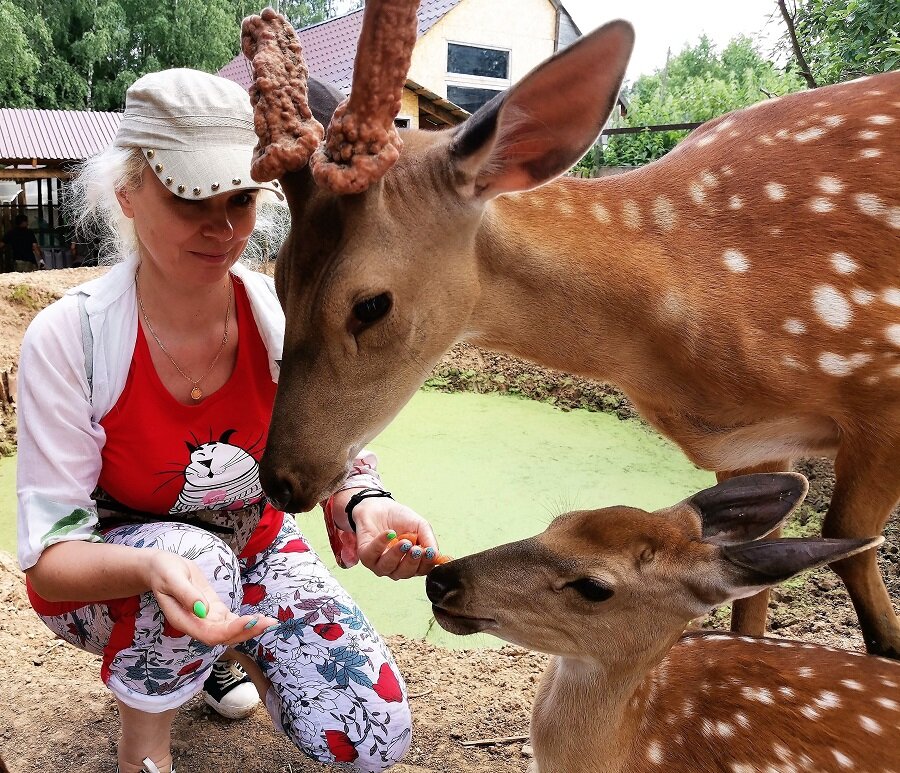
[116,164,259,285]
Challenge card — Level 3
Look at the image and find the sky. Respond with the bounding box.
[562,0,787,82]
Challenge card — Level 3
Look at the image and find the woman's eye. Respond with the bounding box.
[232,192,256,207]
[352,293,392,327]
[566,578,614,603]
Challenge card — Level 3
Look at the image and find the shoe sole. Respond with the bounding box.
[202,692,259,720]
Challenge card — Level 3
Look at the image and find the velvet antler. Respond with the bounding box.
[310,0,421,194]
[242,7,324,182]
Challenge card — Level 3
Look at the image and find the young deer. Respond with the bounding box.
[426,473,900,773]
[241,5,900,656]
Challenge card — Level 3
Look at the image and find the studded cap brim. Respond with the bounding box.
[142,145,284,201]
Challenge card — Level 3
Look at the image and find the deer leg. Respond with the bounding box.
[823,442,900,658]
[716,461,791,636]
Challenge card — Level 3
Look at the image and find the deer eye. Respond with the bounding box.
[351,293,392,328]
[566,578,614,603]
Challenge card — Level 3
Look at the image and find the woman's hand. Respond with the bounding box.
[146,550,278,646]
[339,496,441,580]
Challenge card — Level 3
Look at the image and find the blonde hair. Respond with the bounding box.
[64,146,290,269]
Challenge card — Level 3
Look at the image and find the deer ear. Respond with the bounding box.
[690,473,809,546]
[449,20,634,200]
[718,537,883,602]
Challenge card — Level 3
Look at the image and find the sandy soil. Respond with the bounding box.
[0,267,898,773]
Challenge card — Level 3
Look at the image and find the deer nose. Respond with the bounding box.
[425,563,463,605]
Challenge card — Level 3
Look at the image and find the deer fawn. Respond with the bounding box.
[426,473,900,773]
[241,4,900,656]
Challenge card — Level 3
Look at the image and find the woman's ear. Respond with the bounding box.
[115,187,136,219]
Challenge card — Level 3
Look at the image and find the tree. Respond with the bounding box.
[778,0,900,86]
[596,35,805,168]
[0,0,42,107]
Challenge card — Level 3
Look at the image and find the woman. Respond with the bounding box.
[17,68,439,773]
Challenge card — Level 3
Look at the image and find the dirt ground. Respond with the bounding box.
[0,267,898,773]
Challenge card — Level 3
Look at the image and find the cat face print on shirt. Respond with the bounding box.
[169,429,264,514]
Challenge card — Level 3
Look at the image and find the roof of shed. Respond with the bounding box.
[0,108,121,164]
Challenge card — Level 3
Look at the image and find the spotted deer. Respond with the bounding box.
[241,4,900,656]
[426,473,900,773]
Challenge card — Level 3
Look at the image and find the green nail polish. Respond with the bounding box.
[387,530,397,540]
[193,600,207,619]
[244,618,259,630]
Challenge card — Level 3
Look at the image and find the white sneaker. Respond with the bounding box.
[202,660,259,719]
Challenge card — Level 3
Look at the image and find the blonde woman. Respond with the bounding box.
[17,69,439,773]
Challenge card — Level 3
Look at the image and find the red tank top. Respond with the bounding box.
[97,276,282,558]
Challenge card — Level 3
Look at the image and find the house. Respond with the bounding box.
[219,0,587,129]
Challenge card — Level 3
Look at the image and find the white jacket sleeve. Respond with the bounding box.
[16,297,106,571]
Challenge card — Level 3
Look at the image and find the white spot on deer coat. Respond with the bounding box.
[861,148,883,158]
[859,129,881,140]
[783,355,806,371]
[860,716,882,733]
[852,288,875,305]
[784,318,807,334]
[728,195,743,210]
[814,690,841,710]
[798,667,815,678]
[765,182,787,201]
[869,114,894,125]
[622,200,642,230]
[818,176,844,194]
[795,127,826,142]
[875,696,899,710]
[886,325,900,348]
[818,352,871,376]
[855,193,887,218]
[724,249,750,273]
[800,704,821,719]
[653,196,677,231]
[592,203,611,223]
[883,289,900,306]
[841,679,864,690]
[700,171,719,188]
[740,686,774,704]
[689,183,706,205]
[647,740,663,764]
[889,207,900,229]
[697,134,716,147]
[812,285,852,328]
[830,252,858,274]
[823,115,845,127]
[809,197,835,213]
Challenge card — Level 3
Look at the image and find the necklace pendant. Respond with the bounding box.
[190,386,203,401]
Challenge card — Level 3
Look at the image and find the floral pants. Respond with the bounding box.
[36,516,412,772]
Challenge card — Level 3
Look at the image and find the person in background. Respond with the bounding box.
[17,68,441,773]
[1,213,44,272]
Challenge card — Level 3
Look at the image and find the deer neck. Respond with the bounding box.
[530,634,677,773]
[469,172,692,396]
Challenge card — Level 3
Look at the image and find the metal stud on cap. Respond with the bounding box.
[211,183,220,191]
[273,181,280,188]
[232,178,241,185]
[154,163,163,172]
[177,184,185,193]
[193,187,202,196]
[165,177,173,186]
[146,149,155,159]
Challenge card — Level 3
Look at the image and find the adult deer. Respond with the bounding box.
[241,5,900,656]
[426,473,900,773]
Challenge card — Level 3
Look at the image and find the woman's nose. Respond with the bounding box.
[200,208,234,240]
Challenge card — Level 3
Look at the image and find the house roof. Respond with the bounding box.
[220,0,465,94]
[0,108,121,165]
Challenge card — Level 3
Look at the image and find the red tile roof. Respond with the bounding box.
[0,108,121,164]
[221,0,465,94]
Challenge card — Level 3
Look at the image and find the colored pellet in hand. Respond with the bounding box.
[193,600,208,619]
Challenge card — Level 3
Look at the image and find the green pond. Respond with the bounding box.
[0,390,714,648]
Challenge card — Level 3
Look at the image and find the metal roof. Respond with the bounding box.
[221,0,465,94]
[0,108,121,164]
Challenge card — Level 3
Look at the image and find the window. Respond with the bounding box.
[447,85,503,114]
[447,43,509,79]
[394,117,411,129]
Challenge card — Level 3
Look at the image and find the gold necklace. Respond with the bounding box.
[135,266,232,401]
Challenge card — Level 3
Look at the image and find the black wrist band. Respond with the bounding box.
[344,488,393,532]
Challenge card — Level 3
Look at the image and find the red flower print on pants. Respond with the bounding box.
[325,730,358,763]
[242,582,266,606]
[313,622,344,641]
[372,662,403,702]
[280,539,310,553]
[178,659,204,676]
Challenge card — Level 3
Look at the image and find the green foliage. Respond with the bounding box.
[787,0,900,84]
[1,0,358,111]
[596,35,805,168]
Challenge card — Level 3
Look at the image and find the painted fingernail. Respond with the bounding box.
[244,618,259,630]
[386,530,398,541]
[399,540,412,553]
[424,547,436,560]
[264,624,280,634]
[192,600,207,619]
[410,546,423,559]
